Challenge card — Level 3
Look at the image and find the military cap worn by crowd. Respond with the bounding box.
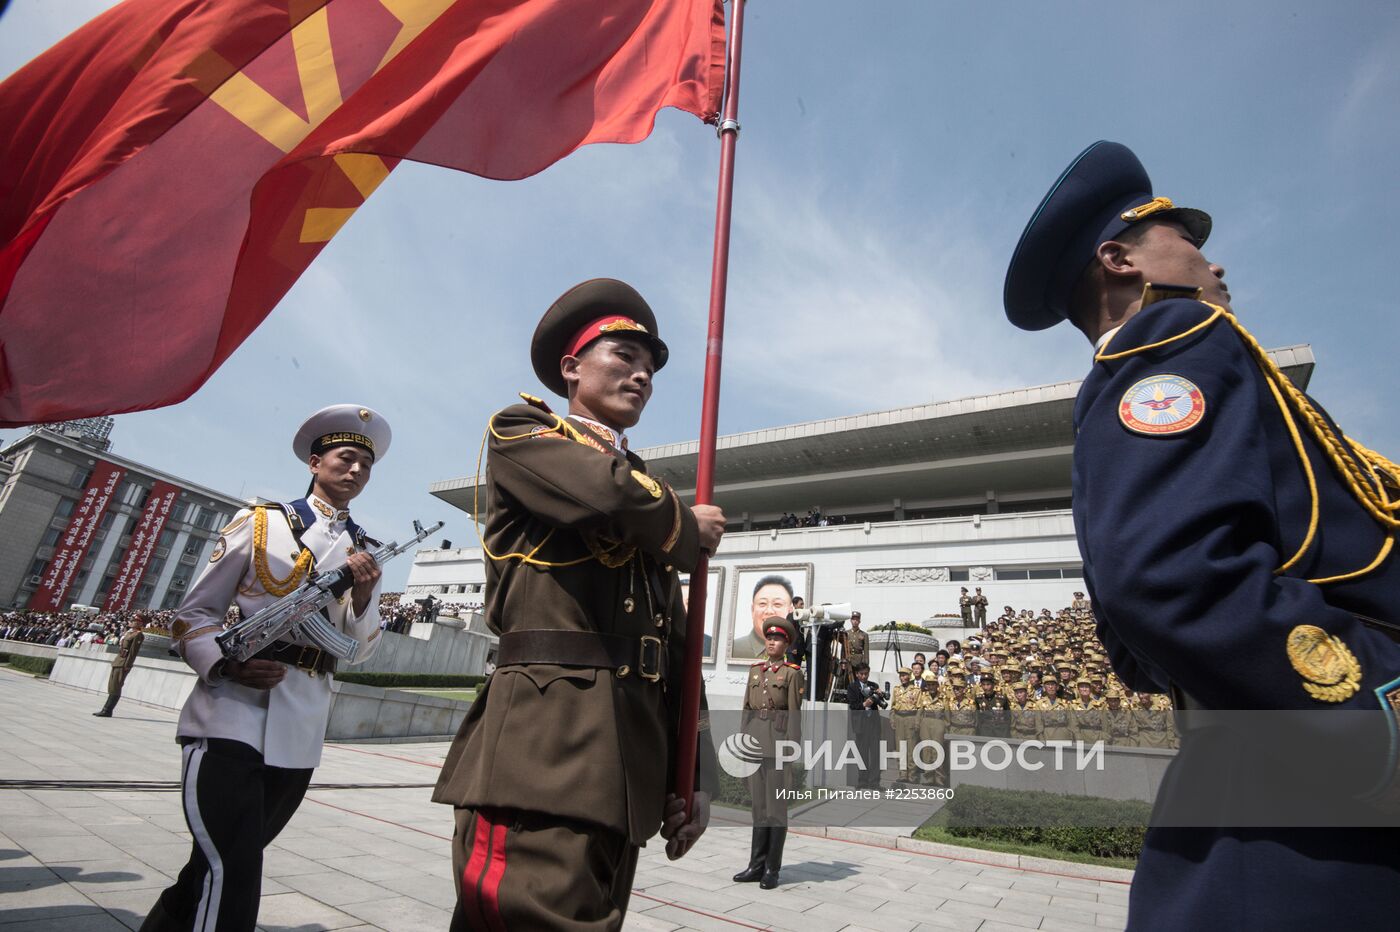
[1007,141,1400,930]
[143,406,387,932]
[735,615,804,890]
[433,279,720,931]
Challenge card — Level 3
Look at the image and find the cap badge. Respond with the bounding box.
[1120,196,1176,222]
[1119,374,1206,436]
[600,318,648,335]
[358,408,372,422]
[1286,625,1361,703]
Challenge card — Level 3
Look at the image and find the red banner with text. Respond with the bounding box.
[28,460,126,611]
[102,481,180,612]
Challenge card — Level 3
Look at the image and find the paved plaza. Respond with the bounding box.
[0,668,1130,931]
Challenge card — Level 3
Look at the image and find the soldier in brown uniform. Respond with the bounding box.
[917,671,949,786]
[1132,691,1176,749]
[890,666,921,783]
[1070,678,1109,744]
[1037,679,1074,742]
[945,675,979,738]
[958,587,973,624]
[1008,681,1043,743]
[1103,687,1138,746]
[93,613,146,717]
[432,280,725,931]
[845,611,868,668]
[733,616,803,890]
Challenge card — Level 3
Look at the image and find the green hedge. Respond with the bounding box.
[1,654,56,677]
[938,785,1149,860]
[334,672,485,689]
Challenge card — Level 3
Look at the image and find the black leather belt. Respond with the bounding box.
[496,630,666,683]
[254,641,337,676]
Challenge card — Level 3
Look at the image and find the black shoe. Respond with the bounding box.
[732,865,765,883]
[759,871,780,890]
[92,710,112,717]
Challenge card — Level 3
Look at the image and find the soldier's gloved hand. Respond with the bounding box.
[222,658,285,690]
[346,552,381,616]
[690,505,726,554]
[660,790,710,860]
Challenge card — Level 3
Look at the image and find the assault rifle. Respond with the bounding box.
[216,519,445,664]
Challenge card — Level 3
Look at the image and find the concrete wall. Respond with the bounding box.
[947,735,1172,803]
[44,646,471,741]
[352,622,494,676]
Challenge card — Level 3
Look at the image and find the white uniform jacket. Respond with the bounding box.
[172,495,382,768]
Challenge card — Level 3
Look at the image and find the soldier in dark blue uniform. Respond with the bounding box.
[1004,140,1400,930]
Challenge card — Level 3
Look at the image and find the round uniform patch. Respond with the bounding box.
[1118,374,1206,436]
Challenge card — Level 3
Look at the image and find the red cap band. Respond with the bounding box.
[563,315,652,360]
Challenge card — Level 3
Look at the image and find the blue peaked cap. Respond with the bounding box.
[1003,141,1212,331]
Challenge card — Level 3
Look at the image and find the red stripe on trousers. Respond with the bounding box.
[480,818,509,932]
[460,810,491,929]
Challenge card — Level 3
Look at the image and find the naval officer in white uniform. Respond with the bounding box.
[142,405,388,932]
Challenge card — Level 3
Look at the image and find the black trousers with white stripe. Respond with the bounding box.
[140,738,312,932]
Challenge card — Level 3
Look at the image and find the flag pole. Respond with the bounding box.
[675,0,749,817]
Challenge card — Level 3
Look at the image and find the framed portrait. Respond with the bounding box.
[726,563,813,663]
[679,567,724,662]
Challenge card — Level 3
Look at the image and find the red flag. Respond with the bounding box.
[0,0,725,426]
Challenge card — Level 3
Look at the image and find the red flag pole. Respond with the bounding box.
[675,0,749,816]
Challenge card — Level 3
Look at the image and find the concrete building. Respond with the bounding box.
[0,428,246,612]
[408,346,1315,702]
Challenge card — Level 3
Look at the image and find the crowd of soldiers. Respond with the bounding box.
[883,596,1177,784]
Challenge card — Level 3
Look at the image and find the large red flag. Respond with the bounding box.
[0,0,725,426]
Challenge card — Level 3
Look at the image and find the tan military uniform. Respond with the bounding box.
[1133,702,1177,748]
[1105,707,1138,745]
[946,692,979,737]
[433,401,720,930]
[1008,696,1043,742]
[1070,697,1109,744]
[891,680,922,782]
[916,683,948,786]
[1037,696,1074,742]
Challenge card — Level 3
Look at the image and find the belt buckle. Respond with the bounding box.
[638,635,663,682]
[296,645,323,675]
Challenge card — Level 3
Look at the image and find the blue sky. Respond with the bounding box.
[3,0,1398,589]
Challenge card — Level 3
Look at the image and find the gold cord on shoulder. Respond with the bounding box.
[473,415,619,569]
[1093,301,1398,583]
[252,507,313,596]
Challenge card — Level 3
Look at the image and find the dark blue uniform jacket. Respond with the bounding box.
[1072,297,1400,929]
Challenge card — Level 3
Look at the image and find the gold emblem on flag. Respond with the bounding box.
[1286,625,1361,703]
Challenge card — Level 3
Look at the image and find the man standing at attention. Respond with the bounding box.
[141,406,387,932]
[92,612,146,718]
[433,279,724,930]
[1004,141,1400,929]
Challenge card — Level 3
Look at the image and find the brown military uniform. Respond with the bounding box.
[743,658,804,824]
[1070,697,1109,744]
[433,401,719,931]
[845,627,868,667]
[1008,696,1043,742]
[95,626,144,717]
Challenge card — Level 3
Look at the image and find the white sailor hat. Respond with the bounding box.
[293,405,391,463]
